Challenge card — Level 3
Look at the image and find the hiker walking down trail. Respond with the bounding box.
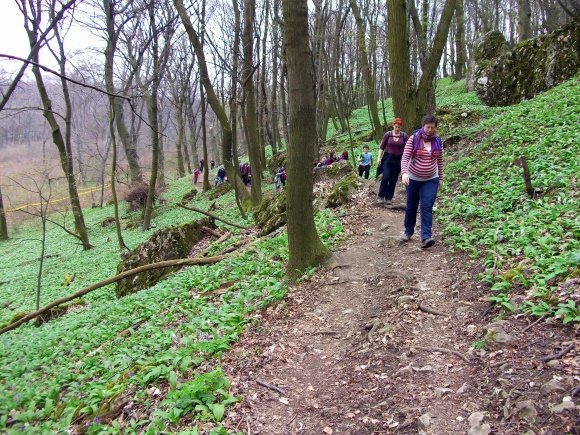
[210,160,215,170]
[199,159,205,173]
[274,167,286,191]
[377,118,408,204]
[357,145,373,179]
[193,168,200,184]
[400,114,443,249]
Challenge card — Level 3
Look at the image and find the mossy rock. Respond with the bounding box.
[436,106,482,132]
[473,30,508,63]
[208,182,233,200]
[326,172,359,208]
[116,218,216,297]
[254,191,287,236]
[267,152,287,175]
[474,18,580,106]
[181,188,198,204]
[313,160,354,182]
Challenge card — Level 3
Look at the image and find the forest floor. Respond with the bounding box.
[214,180,578,435]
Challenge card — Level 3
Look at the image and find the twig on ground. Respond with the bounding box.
[411,345,471,363]
[256,379,285,395]
[521,315,546,333]
[418,303,448,317]
[540,343,574,362]
[201,226,224,238]
[176,203,249,229]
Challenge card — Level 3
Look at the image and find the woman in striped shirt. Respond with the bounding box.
[400,115,443,249]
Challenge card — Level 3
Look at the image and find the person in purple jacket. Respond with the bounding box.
[377,118,408,204]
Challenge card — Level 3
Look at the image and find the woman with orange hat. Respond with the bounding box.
[377,118,408,204]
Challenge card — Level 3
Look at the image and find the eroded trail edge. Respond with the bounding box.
[217,182,578,434]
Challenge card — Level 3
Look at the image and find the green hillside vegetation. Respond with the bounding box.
[0,76,578,433]
[325,76,579,324]
[0,182,342,433]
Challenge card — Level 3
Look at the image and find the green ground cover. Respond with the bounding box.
[0,178,343,433]
[439,76,580,321]
[327,77,579,323]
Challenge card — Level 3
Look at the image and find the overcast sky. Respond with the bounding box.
[0,0,102,74]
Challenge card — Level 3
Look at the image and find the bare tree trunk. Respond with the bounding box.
[282,0,329,278]
[454,0,466,80]
[142,1,160,230]
[114,99,143,184]
[0,185,8,240]
[518,0,533,41]
[243,0,263,204]
[388,0,457,129]
[103,0,128,251]
[271,0,281,152]
[27,38,91,249]
[174,0,250,205]
[350,0,382,143]
[200,84,211,191]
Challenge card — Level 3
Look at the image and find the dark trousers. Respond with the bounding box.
[404,177,439,241]
[378,156,401,200]
[358,164,371,179]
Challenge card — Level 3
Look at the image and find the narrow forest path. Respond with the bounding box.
[217,180,578,434]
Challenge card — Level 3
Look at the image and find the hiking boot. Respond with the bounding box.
[376,197,385,204]
[399,233,411,243]
[421,238,435,249]
[385,199,392,206]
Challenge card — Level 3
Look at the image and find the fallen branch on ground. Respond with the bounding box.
[256,379,285,395]
[0,254,228,335]
[411,345,471,363]
[177,203,249,229]
[539,343,574,362]
[521,315,546,333]
[418,303,448,317]
[202,226,224,238]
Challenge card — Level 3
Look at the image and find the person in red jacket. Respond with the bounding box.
[400,114,443,249]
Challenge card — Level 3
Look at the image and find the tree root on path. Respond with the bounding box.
[418,303,449,317]
[539,343,574,362]
[256,379,285,395]
[411,345,471,363]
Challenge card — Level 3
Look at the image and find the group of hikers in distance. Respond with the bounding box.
[191,113,442,249]
[317,114,443,249]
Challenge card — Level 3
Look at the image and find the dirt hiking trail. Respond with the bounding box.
[217,181,578,435]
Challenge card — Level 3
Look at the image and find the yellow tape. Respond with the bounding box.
[6,184,110,212]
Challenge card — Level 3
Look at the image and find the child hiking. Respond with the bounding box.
[358,145,373,179]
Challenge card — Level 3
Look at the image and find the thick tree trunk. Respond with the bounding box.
[454,0,466,80]
[387,0,412,122]
[518,0,533,41]
[282,0,329,278]
[0,186,8,240]
[389,0,456,129]
[243,0,262,205]
[350,0,382,143]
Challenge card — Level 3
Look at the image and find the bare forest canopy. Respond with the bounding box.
[0,0,577,232]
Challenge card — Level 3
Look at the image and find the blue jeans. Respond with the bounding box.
[378,155,401,200]
[404,177,439,241]
[358,164,371,179]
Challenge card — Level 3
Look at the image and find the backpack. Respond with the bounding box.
[280,171,286,181]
